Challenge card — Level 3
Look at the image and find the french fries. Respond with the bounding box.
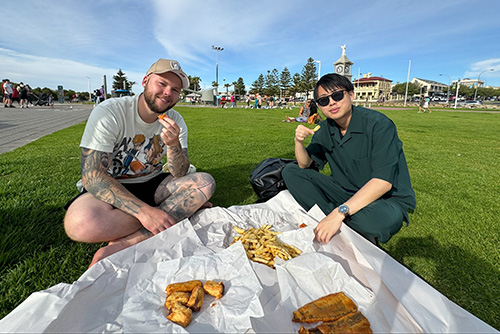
[313,125,321,132]
[231,225,302,268]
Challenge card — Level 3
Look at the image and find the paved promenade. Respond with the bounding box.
[0,104,93,154]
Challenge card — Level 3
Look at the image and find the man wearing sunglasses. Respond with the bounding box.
[282,73,416,245]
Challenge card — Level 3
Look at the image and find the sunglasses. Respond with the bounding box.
[316,90,346,107]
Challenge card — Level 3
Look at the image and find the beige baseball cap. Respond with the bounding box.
[146,59,190,89]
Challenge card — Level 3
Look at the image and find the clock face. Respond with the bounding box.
[344,65,350,73]
[336,65,343,74]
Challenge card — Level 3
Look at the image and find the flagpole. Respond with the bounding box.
[404,59,411,107]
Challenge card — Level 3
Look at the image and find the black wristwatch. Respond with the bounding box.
[338,204,349,216]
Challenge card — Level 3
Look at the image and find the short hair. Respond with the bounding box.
[314,73,354,100]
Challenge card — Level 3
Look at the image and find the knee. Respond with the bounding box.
[193,172,216,199]
[64,206,103,242]
[282,162,300,180]
[64,209,88,241]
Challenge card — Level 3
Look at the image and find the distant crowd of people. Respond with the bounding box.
[93,86,106,105]
[211,93,301,109]
[2,78,54,108]
[2,79,33,108]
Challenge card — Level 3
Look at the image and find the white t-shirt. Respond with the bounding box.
[80,94,188,184]
[3,82,13,94]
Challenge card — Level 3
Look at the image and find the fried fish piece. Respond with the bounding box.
[187,285,204,312]
[298,311,372,334]
[165,291,190,310]
[203,280,225,299]
[292,292,358,323]
[166,280,202,296]
[167,301,193,328]
[317,311,372,333]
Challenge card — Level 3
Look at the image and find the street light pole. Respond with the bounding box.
[474,69,494,101]
[454,79,460,109]
[404,59,411,107]
[212,45,224,90]
[313,60,321,81]
[86,76,91,102]
[439,73,450,104]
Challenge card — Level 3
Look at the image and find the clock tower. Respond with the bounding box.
[333,45,353,81]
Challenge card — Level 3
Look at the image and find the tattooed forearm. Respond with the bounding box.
[166,145,190,177]
[81,148,144,216]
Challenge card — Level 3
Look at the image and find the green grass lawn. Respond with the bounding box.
[0,105,499,329]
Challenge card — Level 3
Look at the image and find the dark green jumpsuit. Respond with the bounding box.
[282,106,416,243]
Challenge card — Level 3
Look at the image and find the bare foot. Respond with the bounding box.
[89,228,152,268]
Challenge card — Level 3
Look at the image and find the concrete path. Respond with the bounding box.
[0,104,93,154]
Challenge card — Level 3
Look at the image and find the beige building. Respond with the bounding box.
[411,78,448,96]
[352,73,392,102]
[452,78,485,88]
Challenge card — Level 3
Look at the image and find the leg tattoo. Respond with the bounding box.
[158,172,215,222]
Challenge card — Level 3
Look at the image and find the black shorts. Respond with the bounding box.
[64,173,170,210]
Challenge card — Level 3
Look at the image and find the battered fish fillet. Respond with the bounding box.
[292,292,358,323]
[166,280,202,296]
[187,285,204,312]
[317,311,372,333]
[166,301,193,328]
[298,311,372,334]
[164,291,190,310]
[203,280,225,299]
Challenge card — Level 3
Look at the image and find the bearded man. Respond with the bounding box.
[64,59,215,267]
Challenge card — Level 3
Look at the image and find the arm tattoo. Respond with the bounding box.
[166,145,190,177]
[81,148,144,216]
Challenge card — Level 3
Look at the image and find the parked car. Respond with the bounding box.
[464,100,484,108]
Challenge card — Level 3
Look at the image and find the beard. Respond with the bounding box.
[143,88,177,114]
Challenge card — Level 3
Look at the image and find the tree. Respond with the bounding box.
[301,58,317,98]
[233,77,246,96]
[188,76,201,91]
[392,82,420,96]
[280,67,292,97]
[290,73,302,104]
[264,69,280,96]
[251,74,265,95]
[112,69,133,91]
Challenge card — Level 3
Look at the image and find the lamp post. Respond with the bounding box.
[212,45,224,89]
[454,79,460,109]
[404,59,411,107]
[313,60,321,81]
[86,77,92,102]
[439,74,450,104]
[474,69,494,101]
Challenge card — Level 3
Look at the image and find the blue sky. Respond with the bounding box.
[1,0,499,94]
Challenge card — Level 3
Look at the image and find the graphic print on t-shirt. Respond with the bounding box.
[111,133,165,178]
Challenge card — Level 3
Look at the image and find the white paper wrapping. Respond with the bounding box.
[122,242,264,333]
[0,191,497,333]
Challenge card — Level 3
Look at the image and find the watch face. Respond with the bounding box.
[344,65,350,73]
[338,204,349,214]
[336,65,343,74]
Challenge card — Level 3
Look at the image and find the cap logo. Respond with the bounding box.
[170,61,181,70]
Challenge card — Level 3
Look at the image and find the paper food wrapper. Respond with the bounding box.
[122,242,264,333]
[0,191,497,333]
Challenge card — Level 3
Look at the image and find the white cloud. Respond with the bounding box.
[464,59,500,80]
[0,48,145,93]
